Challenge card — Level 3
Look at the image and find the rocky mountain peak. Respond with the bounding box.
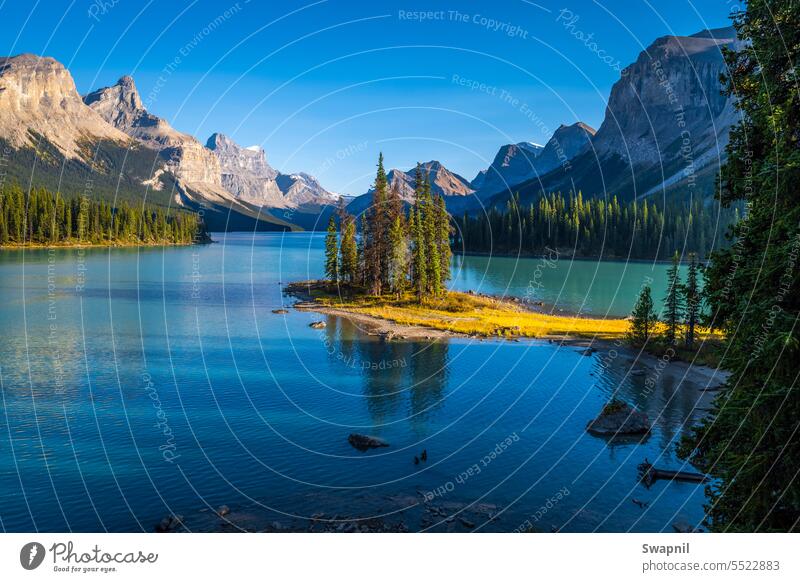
[471,124,593,200]
[206,132,276,178]
[592,27,738,168]
[0,53,129,157]
[206,132,335,208]
[84,74,223,189]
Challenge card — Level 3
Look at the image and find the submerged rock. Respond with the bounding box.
[155,514,184,532]
[348,433,389,451]
[217,505,230,517]
[586,400,650,436]
[672,520,702,533]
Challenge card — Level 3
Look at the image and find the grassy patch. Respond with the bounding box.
[289,282,631,339]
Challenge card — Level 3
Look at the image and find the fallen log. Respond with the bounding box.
[638,460,708,488]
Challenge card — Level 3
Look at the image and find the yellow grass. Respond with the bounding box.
[312,289,630,339]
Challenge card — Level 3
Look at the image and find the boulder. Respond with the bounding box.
[586,400,650,436]
[155,514,184,532]
[309,321,326,329]
[348,433,389,451]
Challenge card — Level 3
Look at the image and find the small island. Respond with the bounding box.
[287,154,720,360]
[286,280,629,340]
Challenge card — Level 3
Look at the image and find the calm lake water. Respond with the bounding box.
[0,232,713,532]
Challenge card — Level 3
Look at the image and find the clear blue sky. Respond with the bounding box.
[1,0,734,194]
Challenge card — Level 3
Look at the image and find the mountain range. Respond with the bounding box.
[0,26,738,230]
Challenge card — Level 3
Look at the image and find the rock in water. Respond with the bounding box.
[586,400,650,436]
[348,434,389,451]
[155,514,184,532]
[272,308,289,314]
[216,505,230,517]
[309,321,326,329]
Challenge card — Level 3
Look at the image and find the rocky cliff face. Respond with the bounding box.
[84,76,224,189]
[275,172,337,207]
[206,132,337,208]
[206,133,285,206]
[592,27,738,169]
[0,54,130,157]
[536,122,595,172]
[473,124,595,199]
[471,142,543,193]
[491,27,740,205]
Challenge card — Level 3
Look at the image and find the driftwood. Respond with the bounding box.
[638,460,708,488]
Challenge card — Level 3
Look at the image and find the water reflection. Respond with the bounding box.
[320,318,449,428]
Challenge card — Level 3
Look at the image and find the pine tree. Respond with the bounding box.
[363,153,389,295]
[410,165,428,300]
[411,205,427,301]
[434,194,451,291]
[388,215,408,298]
[679,0,800,531]
[663,251,684,345]
[422,178,441,296]
[683,252,701,349]
[324,215,339,283]
[339,209,358,285]
[357,214,368,286]
[629,285,657,345]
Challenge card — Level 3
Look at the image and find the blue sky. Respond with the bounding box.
[1,0,734,194]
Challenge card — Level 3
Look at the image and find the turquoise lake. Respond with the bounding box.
[0,232,715,532]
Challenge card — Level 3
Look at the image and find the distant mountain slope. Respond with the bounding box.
[79,73,292,231]
[472,123,595,202]
[84,76,225,192]
[347,160,474,216]
[206,132,339,230]
[490,27,740,208]
[205,132,285,207]
[470,142,543,193]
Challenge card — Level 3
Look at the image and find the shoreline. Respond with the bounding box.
[0,239,212,250]
[454,249,707,265]
[286,281,729,390]
[285,281,631,340]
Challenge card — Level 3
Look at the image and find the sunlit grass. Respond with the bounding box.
[311,287,630,339]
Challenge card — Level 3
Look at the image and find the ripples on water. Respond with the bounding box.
[0,233,713,532]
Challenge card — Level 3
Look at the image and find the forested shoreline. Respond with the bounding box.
[0,183,209,247]
[454,192,740,260]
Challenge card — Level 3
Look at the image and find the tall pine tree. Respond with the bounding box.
[663,251,684,345]
[339,210,358,284]
[683,252,701,349]
[324,215,339,284]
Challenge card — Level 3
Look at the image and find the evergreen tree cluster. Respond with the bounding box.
[0,183,207,246]
[679,0,800,532]
[324,154,452,299]
[454,192,739,260]
[628,252,702,346]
